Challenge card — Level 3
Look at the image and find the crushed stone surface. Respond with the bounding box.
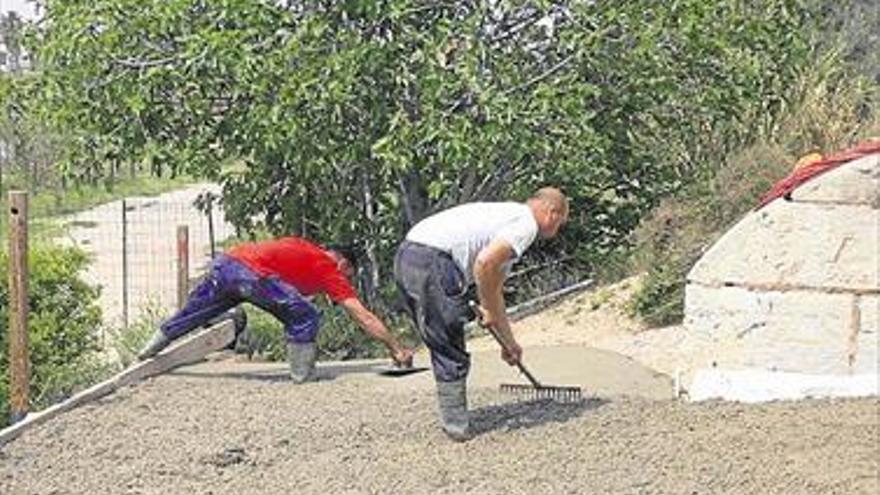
[1,364,877,495]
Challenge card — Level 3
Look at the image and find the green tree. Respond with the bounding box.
[22,0,822,302]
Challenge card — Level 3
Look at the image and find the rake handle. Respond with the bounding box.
[469,301,542,388]
[484,324,543,388]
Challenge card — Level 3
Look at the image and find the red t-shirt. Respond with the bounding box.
[226,237,357,303]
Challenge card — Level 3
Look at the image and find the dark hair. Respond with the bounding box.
[326,243,360,267]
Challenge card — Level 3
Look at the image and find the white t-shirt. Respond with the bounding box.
[405,202,539,284]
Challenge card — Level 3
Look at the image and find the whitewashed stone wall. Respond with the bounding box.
[684,153,879,375]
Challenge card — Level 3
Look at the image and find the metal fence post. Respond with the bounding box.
[8,190,30,423]
[122,199,129,329]
[207,196,216,259]
[177,225,189,310]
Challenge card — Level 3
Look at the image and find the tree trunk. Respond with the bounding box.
[397,168,430,229]
[300,199,308,238]
[30,161,37,193]
[360,169,381,306]
[0,142,5,193]
[460,166,477,203]
[108,159,117,190]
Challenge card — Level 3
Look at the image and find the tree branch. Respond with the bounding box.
[111,55,181,69]
[501,54,574,97]
[487,11,543,45]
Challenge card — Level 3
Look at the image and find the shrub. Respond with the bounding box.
[0,244,105,424]
[242,299,415,363]
[109,300,169,368]
[239,305,286,362]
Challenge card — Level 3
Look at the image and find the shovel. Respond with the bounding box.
[469,301,582,402]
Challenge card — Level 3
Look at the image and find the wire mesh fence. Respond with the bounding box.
[0,183,244,422]
[9,183,237,337]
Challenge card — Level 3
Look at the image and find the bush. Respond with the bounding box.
[628,259,688,327]
[239,305,286,361]
[0,244,106,424]
[109,300,169,368]
[629,45,880,326]
[242,298,415,363]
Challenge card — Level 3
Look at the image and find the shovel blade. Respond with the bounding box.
[374,364,429,377]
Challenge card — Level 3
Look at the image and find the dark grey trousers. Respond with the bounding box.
[394,241,474,382]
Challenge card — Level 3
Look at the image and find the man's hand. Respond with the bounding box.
[471,302,496,329]
[477,305,503,331]
[392,347,415,368]
[340,297,414,369]
[471,302,523,366]
[500,340,522,366]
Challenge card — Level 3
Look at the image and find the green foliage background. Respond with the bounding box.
[17,0,824,266]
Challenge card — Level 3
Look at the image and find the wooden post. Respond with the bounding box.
[176,225,189,310]
[8,191,29,422]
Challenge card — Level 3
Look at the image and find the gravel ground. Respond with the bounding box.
[1,358,877,495]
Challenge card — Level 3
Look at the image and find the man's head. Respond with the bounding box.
[527,187,569,239]
[326,244,359,278]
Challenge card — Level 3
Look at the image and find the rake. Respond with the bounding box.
[469,301,583,403]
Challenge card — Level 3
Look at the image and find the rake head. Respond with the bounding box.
[499,383,583,402]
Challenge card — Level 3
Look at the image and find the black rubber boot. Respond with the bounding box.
[287,342,317,384]
[437,379,471,442]
[137,330,171,360]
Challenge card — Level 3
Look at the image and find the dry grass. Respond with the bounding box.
[628,48,880,326]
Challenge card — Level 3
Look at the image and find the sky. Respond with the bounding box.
[1,0,39,20]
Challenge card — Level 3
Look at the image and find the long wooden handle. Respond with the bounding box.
[469,301,542,388]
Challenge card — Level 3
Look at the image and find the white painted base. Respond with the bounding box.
[688,368,879,403]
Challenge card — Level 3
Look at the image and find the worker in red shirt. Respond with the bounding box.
[137,237,414,382]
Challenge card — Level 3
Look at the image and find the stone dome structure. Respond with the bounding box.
[685,148,879,377]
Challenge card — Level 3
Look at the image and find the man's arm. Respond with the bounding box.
[473,239,522,364]
[339,297,414,366]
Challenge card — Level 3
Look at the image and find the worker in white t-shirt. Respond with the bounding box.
[393,187,569,441]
